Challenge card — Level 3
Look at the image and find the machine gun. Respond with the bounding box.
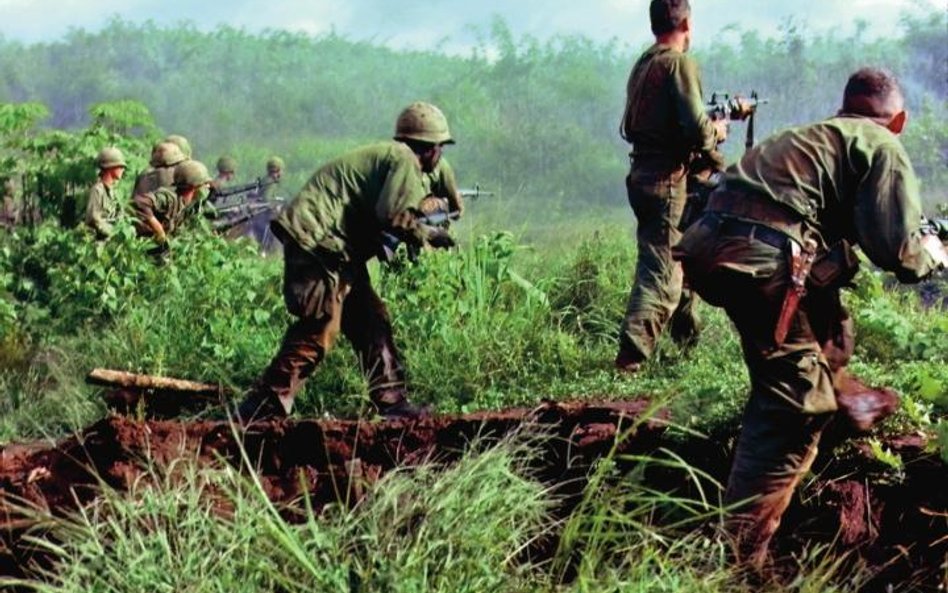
[706,91,769,149]
[380,209,461,263]
[207,200,283,233]
[209,177,276,207]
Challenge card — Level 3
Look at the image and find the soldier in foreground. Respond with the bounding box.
[235,102,457,422]
[673,67,948,568]
[132,160,213,246]
[84,147,127,240]
[614,0,742,373]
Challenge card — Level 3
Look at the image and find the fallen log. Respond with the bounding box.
[86,368,227,395]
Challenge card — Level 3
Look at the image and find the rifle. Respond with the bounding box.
[380,209,461,262]
[706,91,769,149]
[458,185,495,200]
[207,200,281,233]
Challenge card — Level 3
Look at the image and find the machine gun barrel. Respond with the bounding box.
[706,91,769,121]
[209,177,275,206]
[457,184,495,200]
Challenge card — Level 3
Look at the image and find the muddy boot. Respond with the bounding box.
[378,398,431,420]
[614,348,644,374]
[232,391,288,425]
[835,377,899,433]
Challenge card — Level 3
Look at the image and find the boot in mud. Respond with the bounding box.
[377,398,431,420]
[834,375,899,434]
[232,391,288,426]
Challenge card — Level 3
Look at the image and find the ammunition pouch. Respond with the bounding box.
[809,240,859,289]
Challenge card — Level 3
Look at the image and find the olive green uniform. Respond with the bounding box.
[84,180,121,239]
[617,43,718,362]
[251,141,433,414]
[133,166,176,196]
[132,187,192,238]
[0,192,21,230]
[422,158,464,215]
[673,115,942,565]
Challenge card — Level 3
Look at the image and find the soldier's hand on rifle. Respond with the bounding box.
[731,96,756,121]
[425,226,456,250]
[419,195,449,216]
[713,119,729,144]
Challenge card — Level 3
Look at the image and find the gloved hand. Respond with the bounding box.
[426,226,456,249]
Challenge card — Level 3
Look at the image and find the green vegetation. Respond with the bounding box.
[0,12,945,592]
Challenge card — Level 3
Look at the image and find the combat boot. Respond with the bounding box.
[378,398,431,420]
[614,348,644,374]
[232,391,288,426]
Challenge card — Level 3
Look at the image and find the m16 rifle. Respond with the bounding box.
[458,185,495,200]
[706,91,769,149]
[380,209,461,263]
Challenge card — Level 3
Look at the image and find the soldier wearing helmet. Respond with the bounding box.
[133,141,187,196]
[255,155,285,202]
[133,160,212,245]
[84,147,128,239]
[212,155,238,195]
[236,101,457,424]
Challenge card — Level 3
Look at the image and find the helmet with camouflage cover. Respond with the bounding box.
[164,134,192,159]
[394,102,454,145]
[173,160,212,188]
[266,156,285,174]
[96,146,127,169]
[217,155,237,174]
[150,141,187,168]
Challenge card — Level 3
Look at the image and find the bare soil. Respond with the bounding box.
[0,399,943,590]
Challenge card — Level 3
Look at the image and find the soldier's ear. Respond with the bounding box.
[887,110,907,135]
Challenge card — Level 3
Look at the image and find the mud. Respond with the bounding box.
[0,400,944,590]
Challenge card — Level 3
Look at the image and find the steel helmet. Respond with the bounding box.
[150,141,187,167]
[266,156,285,173]
[217,155,237,174]
[164,134,192,159]
[394,102,454,145]
[173,160,212,188]
[96,146,127,169]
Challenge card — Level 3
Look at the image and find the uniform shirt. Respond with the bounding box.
[724,115,939,282]
[422,158,463,215]
[0,193,20,229]
[133,166,176,196]
[256,173,281,202]
[620,43,718,162]
[133,187,191,237]
[84,180,120,238]
[274,141,429,262]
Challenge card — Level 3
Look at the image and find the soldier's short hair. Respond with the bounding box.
[650,0,691,36]
[842,67,904,118]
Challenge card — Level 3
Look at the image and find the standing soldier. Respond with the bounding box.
[84,147,127,240]
[133,141,187,196]
[674,67,948,568]
[235,102,457,422]
[211,156,238,196]
[0,177,21,231]
[133,160,213,247]
[614,0,741,373]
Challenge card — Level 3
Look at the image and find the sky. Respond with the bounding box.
[0,0,934,51]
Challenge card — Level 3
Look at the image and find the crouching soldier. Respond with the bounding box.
[84,147,127,240]
[133,160,213,247]
[673,67,948,569]
[236,102,457,422]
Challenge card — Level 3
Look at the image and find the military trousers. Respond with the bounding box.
[255,241,407,414]
[676,215,850,567]
[618,163,700,361]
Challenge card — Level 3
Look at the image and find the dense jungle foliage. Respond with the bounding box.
[0,12,946,593]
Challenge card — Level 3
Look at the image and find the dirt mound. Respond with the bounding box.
[0,400,944,590]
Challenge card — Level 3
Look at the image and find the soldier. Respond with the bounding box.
[133,141,187,196]
[211,156,238,195]
[84,147,127,240]
[673,67,948,568]
[0,177,21,231]
[257,156,284,202]
[235,101,457,422]
[133,160,213,246]
[614,0,742,373]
